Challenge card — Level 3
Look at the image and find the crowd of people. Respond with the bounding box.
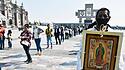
[54,25,83,44]
[0,22,83,64]
[22,23,83,64]
[0,7,124,70]
[0,24,13,50]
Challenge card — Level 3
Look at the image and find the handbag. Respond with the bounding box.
[21,40,30,46]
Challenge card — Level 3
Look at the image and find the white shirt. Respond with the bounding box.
[33,28,40,39]
[87,25,114,32]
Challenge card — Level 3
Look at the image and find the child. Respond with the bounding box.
[7,30,12,48]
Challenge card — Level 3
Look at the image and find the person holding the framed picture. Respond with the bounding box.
[87,8,111,31]
[77,8,118,70]
[88,8,112,70]
[77,8,124,70]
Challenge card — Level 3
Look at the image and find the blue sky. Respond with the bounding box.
[13,0,125,26]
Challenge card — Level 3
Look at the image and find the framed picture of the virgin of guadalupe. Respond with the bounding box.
[81,30,123,70]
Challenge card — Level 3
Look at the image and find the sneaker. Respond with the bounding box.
[35,53,39,55]
[8,47,12,49]
[26,60,32,64]
[24,60,28,62]
[39,52,42,56]
[51,46,52,49]
[46,46,49,49]
[39,53,42,56]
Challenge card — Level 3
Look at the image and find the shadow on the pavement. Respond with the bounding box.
[0,63,11,67]
[14,66,26,69]
[69,50,79,52]
[30,48,46,50]
[60,61,77,66]
[42,43,57,45]
[3,54,24,59]
[0,61,24,68]
[68,53,77,55]
[0,48,10,50]
[29,48,37,50]
[68,50,79,55]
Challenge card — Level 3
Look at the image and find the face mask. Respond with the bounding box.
[96,18,109,25]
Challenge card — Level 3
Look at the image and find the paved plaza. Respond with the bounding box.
[0,29,82,70]
[1,29,125,70]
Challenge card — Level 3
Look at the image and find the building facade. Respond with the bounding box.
[0,0,28,28]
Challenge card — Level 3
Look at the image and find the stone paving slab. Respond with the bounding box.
[0,30,82,70]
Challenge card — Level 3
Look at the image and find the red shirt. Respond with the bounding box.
[0,27,5,37]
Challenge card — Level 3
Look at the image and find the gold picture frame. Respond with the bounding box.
[81,30,123,70]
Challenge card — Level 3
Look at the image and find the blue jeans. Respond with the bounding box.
[47,36,52,47]
[8,41,12,48]
[61,33,64,42]
[35,38,42,52]
[0,37,3,49]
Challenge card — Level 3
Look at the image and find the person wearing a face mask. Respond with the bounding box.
[77,8,114,70]
[87,8,112,31]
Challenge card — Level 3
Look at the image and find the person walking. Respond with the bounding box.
[19,24,32,64]
[7,30,12,49]
[33,25,44,56]
[45,24,53,49]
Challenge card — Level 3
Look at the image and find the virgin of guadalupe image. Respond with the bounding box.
[95,43,105,69]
